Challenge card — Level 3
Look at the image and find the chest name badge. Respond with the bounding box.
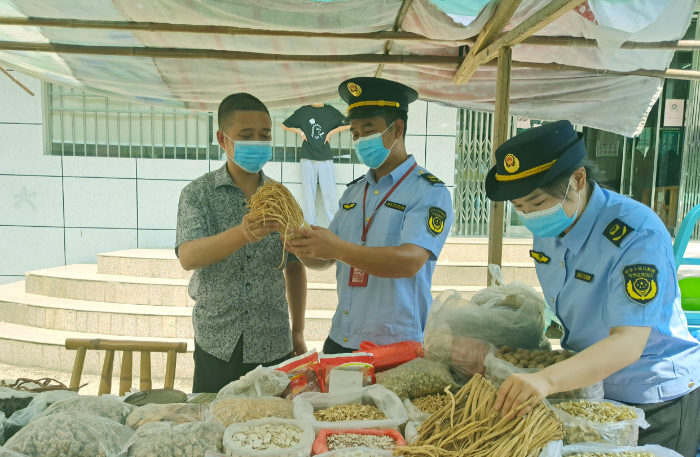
[529,250,550,264]
[420,173,444,185]
[343,203,357,210]
[621,263,659,305]
[427,207,446,236]
[385,201,406,212]
[604,218,635,247]
[574,270,594,283]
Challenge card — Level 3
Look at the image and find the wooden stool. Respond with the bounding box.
[65,338,188,396]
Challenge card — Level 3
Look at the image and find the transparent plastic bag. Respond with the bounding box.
[547,443,683,457]
[404,422,422,445]
[209,397,295,427]
[4,390,79,441]
[0,391,34,422]
[125,403,209,429]
[484,353,604,400]
[30,395,136,425]
[549,400,650,446]
[0,411,5,446]
[402,399,431,423]
[375,358,455,400]
[222,418,315,457]
[424,266,548,378]
[218,366,290,399]
[0,448,29,457]
[5,411,134,457]
[314,447,394,457]
[123,420,225,456]
[292,385,407,432]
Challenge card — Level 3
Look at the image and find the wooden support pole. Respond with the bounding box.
[487,46,512,285]
[455,0,587,84]
[68,346,86,391]
[376,0,415,78]
[164,349,177,390]
[98,349,115,396]
[0,66,34,95]
[140,351,152,391]
[119,350,133,396]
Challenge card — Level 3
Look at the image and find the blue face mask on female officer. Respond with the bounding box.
[516,179,580,238]
[222,131,272,173]
[352,121,397,169]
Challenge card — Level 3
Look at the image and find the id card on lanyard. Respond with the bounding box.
[348,163,417,288]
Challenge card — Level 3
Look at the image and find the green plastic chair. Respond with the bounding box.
[673,203,700,312]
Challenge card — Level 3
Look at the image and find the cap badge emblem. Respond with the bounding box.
[504,154,519,174]
[347,82,362,97]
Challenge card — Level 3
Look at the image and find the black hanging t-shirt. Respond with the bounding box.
[282,105,346,161]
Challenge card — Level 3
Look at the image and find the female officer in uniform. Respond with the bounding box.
[484,120,700,457]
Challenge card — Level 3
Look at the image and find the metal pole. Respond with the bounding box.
[651,86,664,213]
[619,136,627,194]
[629,137,637,198]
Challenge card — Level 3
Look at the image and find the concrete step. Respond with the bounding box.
[97,240,536,281]
[0,282,334,342]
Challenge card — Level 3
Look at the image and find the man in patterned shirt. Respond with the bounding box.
[176,93,308,393]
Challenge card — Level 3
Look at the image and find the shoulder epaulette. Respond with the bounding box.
[346,176,366,187]
[418,170,444,185]
[603,218,635,247]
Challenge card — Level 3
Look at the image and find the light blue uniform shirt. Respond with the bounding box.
[327,155,453,349]
[533,183,700,404]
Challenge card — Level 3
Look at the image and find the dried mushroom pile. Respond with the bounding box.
[554,400,638,423]
[496,346,573,369]
[126,421,224,457]
[314,404,386,422]
[396,374,564,457]
[327,433,396,450]
[411,393,450,415]
[228,424,303,450]
[212,397,294,427]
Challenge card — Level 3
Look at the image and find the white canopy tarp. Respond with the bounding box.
[0,0,694,136]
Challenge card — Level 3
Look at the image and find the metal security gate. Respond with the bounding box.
[453,109,517,237]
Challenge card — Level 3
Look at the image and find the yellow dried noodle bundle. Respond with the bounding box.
[395,374,564,457]
[247,180,311,267]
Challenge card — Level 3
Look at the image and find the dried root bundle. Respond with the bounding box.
[394,374,564,457]
[246,180,310,267]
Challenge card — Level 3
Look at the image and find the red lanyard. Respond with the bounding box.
[361,162,417,245]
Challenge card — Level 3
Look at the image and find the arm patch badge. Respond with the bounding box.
[343,203,356,210]
[420,173,444,185]
[621,264,659,305]
[427,207,446,236]
[529,250,550,264]
[385,201,406,212]
[604,218,634,247]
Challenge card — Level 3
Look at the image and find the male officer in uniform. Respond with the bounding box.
[287,77,454,354]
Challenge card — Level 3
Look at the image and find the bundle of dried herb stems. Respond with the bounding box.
[396,374,564,457]
[246,180,310,268]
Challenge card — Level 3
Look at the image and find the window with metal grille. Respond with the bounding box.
[44,82,357,163]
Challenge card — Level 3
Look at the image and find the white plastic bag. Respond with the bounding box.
[375,358,455,400]
[424,266,549,379]
[554,443,682,457]
[125,403,209,429]
[122,420,225,456]
[0,411,5,446]
[3,390,78,440]
[218,366,290,399]
[5,411,134,457]
[402,399,431,423]
[0,448,29,457]
[209,397,295,427]
[404,422,423,445]
[292,385,407,432]
[549,399,650,446]
[315,447,394,457]
[223,418,315,457]
[30,395,136,425]
[484,353,604,400]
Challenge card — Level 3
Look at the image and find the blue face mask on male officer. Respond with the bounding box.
[352,121,397,169]
[222,131,272,173]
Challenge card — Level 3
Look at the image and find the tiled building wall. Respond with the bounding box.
[0,70,458,285]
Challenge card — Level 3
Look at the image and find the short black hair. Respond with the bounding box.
[375,108,408,139]
[539,158,607,200]
[218,93,270,131]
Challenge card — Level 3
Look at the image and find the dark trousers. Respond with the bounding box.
[632,387,700,457]
[192,339,291,394]
[322,336,358,355]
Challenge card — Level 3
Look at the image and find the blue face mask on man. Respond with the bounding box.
[222,131,272,173]
[352,121,397,169]
[516,179,580,238]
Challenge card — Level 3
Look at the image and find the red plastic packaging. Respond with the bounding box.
[273,350,324,399]
[312,429,407,455]
[354,341,423,372]
[319,353,375,393]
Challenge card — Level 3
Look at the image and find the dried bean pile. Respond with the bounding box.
[314,404,386,422]
[327,434,395,451]
[496,346,573,369]
[228,424,303,450]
